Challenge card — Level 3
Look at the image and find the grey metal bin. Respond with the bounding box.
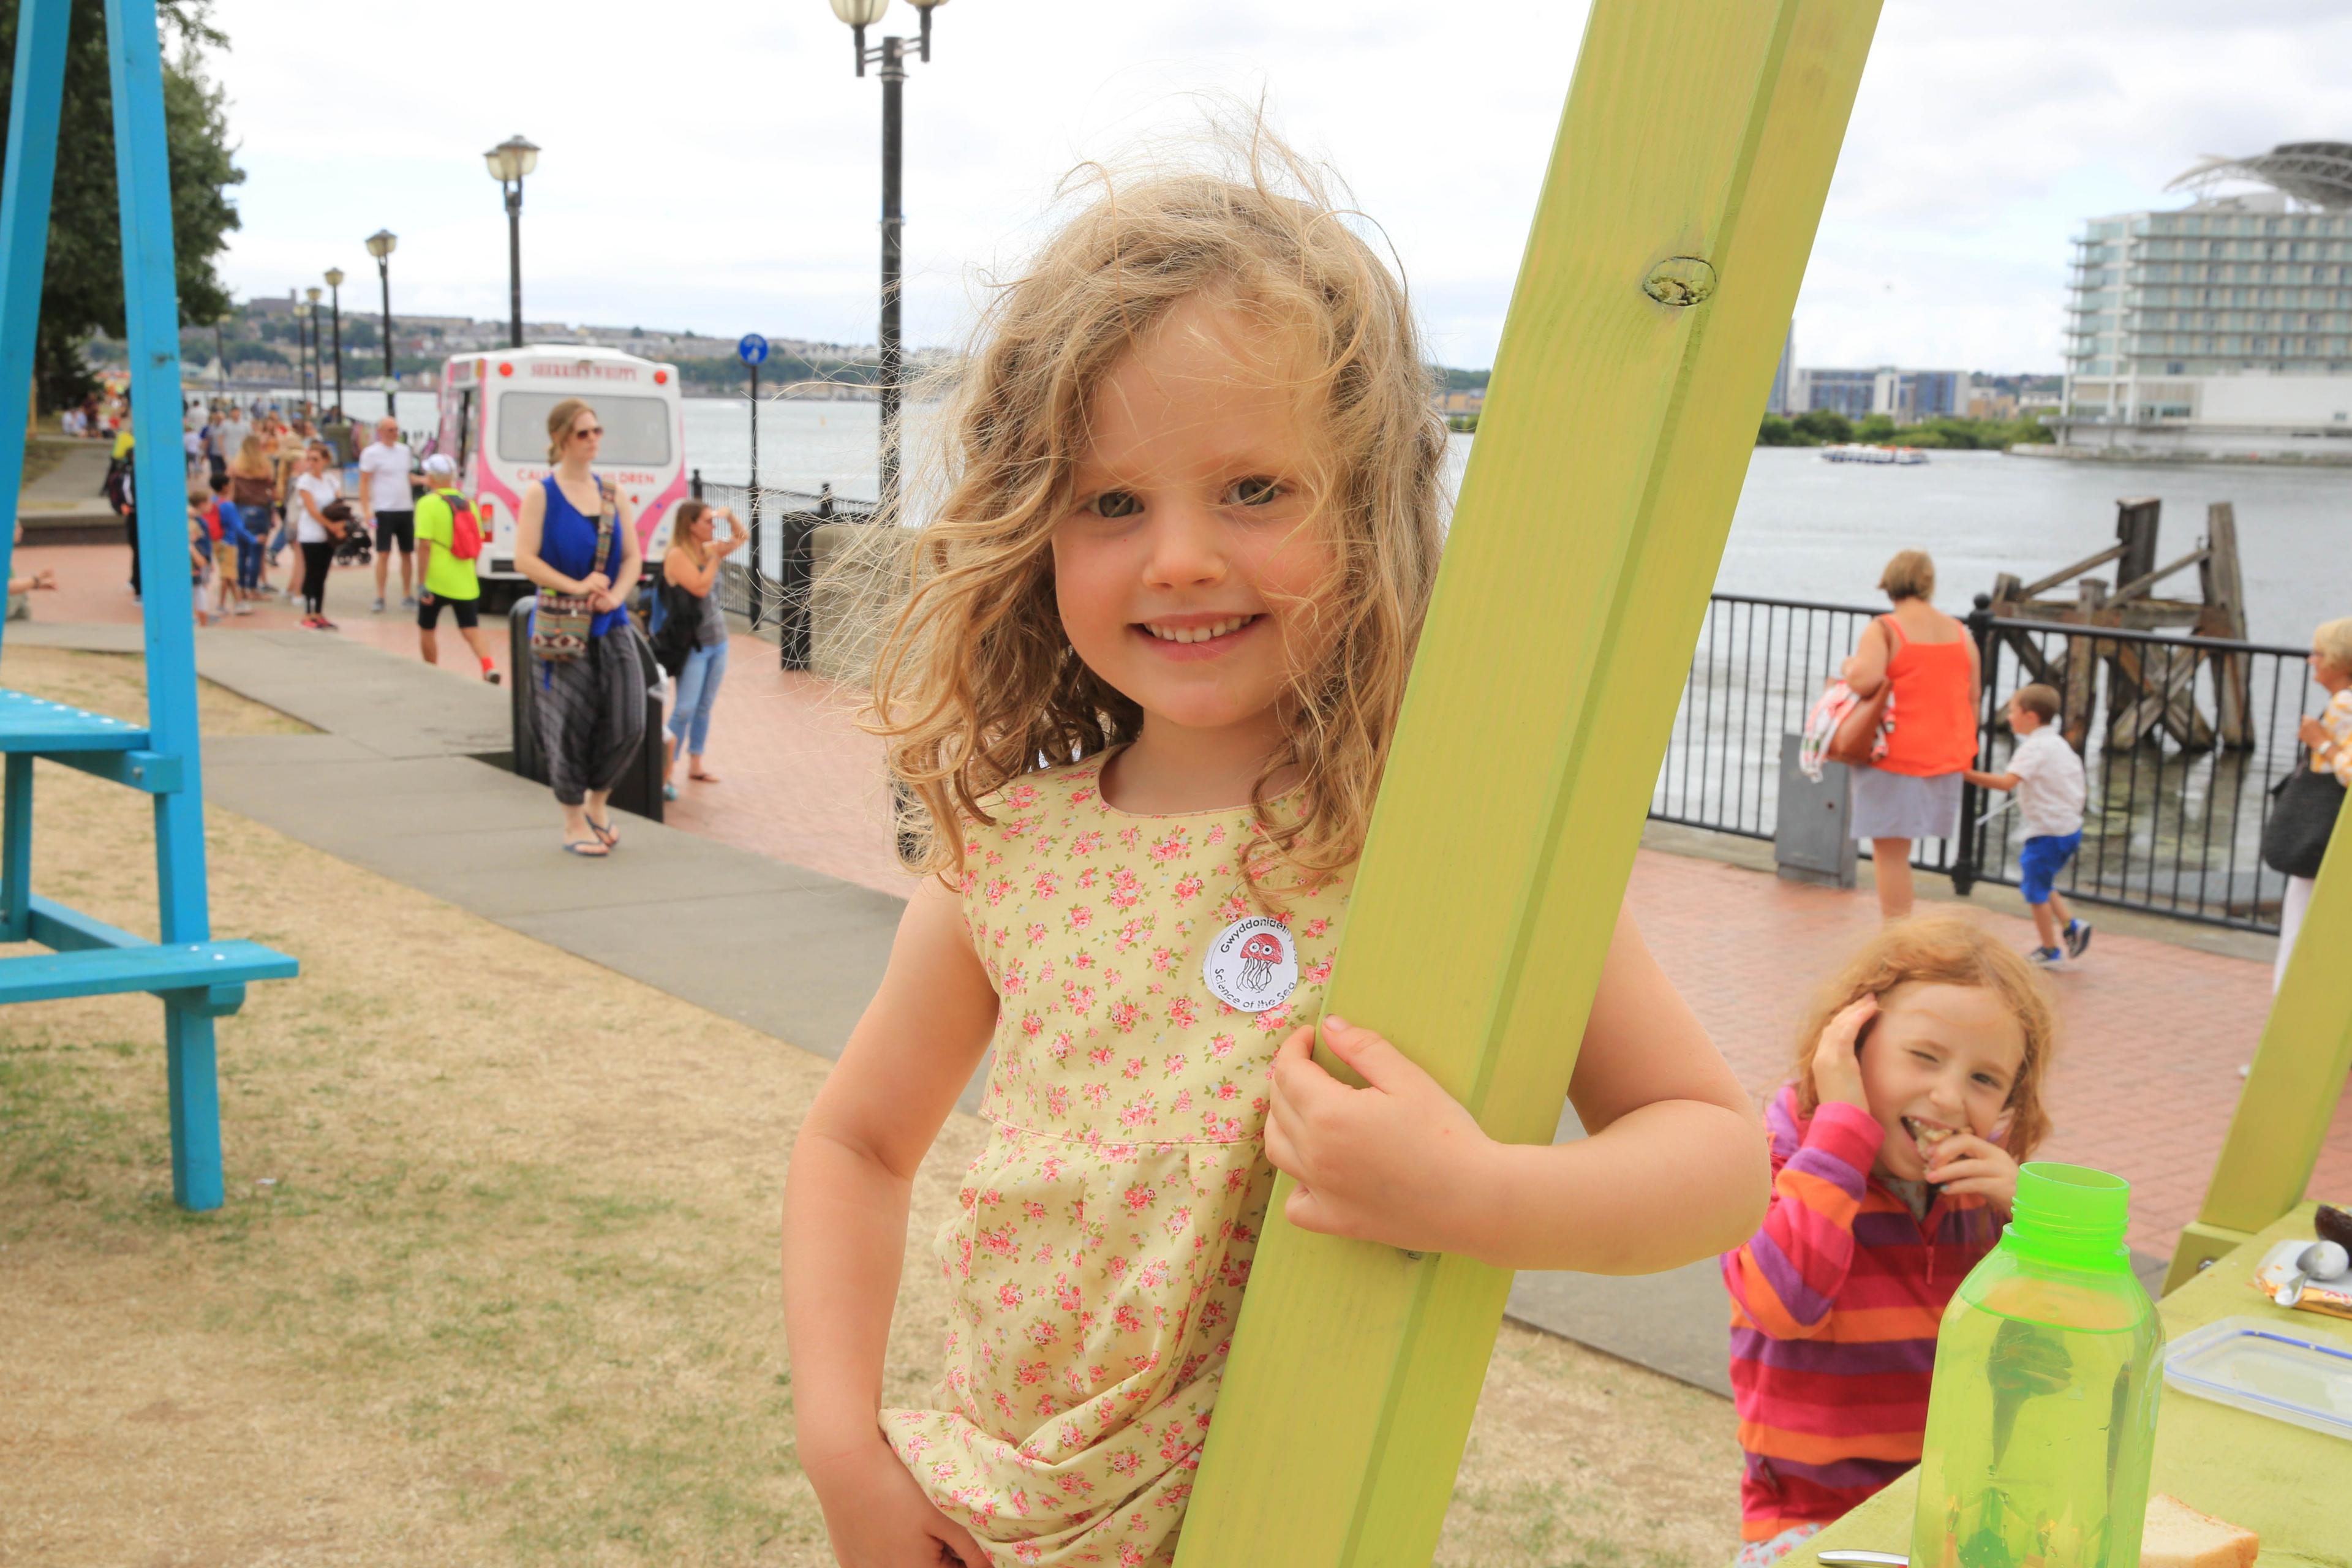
[1774,731,1856,888]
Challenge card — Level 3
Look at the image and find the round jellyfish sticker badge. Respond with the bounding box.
[1202,916,1298,1013]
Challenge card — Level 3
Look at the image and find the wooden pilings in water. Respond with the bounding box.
[1986,497,2253,752]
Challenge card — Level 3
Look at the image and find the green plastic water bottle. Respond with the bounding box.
[1909,1163,2163,1568]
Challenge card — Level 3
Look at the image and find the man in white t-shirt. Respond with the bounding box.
[1964,682,2090,967]
[356,415,421,612]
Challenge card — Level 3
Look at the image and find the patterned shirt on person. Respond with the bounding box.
[883,753,1350,1567]
[2312,687,2352,788]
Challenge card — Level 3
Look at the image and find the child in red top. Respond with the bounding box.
[1721,919,2057,1565]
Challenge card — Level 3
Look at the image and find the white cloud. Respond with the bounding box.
[206,0,2332,375]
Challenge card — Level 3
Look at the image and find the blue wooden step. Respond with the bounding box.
[0,688,149,752]
[0,940,297,1005]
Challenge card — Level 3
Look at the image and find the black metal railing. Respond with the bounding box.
[684,470,877,669]
[1652,593,2320,933]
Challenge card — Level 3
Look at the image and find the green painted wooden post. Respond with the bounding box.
[1175,2,1881,1562]
[2164,807,2352,1293]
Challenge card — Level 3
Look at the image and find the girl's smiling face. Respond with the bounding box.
[1051,295,1335,751]
[1855,980,2026,1182]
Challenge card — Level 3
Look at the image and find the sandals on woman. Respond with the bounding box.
[586,813,619,850]
[562,837,609,858]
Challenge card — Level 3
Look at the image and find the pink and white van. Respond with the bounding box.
[435,344,688,609]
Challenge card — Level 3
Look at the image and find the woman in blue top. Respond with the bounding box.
[515,397,647,857]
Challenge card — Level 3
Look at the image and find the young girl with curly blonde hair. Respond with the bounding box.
[782,139,1768,1568]
[1722,917,2057,1566]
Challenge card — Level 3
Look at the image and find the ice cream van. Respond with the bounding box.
[434,345,689,609]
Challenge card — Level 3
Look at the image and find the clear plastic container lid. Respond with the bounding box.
[2162,1314,2352,1442]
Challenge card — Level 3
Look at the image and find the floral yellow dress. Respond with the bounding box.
[883,755,1350,1567]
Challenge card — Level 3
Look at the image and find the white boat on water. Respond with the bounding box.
[1820,443,1928,465]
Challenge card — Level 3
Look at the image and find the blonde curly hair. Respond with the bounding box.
[862,132,1447,894]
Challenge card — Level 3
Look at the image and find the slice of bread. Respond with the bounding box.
[2141,1493,2259,1568]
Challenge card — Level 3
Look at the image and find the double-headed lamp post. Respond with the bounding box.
[483,135,540,350]
[365,230,398,418]
[829,0,948,515]
[303,286,323,416]
[322,267,345,417]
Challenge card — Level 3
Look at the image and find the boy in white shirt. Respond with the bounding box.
[1965,682,2091,967]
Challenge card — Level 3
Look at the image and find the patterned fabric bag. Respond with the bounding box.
[1800,678,1896,782]
[530,479,616,664]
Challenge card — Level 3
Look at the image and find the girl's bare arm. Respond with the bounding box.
[1515,910,1770,1270]
[782,877,997,1479]
[665,544,722,597]
[1267,909,1768,1274]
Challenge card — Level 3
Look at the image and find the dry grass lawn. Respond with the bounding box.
[0,648,1743,1567]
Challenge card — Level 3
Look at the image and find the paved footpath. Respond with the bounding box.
[15,437,118,533]
[10,539,2348,1395]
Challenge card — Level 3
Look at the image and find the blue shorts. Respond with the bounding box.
[2018,831,2081,905]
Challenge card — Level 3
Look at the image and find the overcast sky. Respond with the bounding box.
[208,1,2346,375]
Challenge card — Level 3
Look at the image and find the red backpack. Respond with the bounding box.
[439,489,482,560]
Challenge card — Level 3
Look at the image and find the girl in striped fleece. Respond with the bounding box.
[1721,919,2056,1566]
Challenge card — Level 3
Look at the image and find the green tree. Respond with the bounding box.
[0,1,245,409]
[1792,408,1852,445]
[1756,413,1818,447]
[1853,412,1898,443]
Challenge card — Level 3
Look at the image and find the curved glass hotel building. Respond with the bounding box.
[2061,141,2352,458]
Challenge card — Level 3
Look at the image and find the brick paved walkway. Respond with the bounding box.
[16,540,2348,1256]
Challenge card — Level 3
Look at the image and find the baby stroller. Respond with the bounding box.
[321,500,374,568]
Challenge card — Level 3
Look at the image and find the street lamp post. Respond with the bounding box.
[304,286,323,417]
[366,230,399,418]
[323,268,345,417]
[829,0,949,516]
[483,135,540,350]
[292,294,311,413]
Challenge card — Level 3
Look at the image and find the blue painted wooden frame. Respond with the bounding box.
[0,0,64,605]
[0,0,296,1212]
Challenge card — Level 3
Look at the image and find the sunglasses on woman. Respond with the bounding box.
[572,425,604,440]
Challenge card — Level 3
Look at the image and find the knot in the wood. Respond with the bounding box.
[1642,256,1717,307]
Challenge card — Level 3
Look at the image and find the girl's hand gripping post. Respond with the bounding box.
[1265,1016,1496,1258]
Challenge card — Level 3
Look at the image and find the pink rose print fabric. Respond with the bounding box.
[881,755,1349,1566]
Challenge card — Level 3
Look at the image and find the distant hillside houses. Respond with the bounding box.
[239,293,872,363]
[104,295,892,391]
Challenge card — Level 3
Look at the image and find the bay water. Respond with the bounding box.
[677,398,2347,646]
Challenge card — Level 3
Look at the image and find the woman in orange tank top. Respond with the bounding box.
[1841,550,1980,919]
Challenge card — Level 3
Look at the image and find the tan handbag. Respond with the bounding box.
[1824,686,1891,767]
[1825,616,1898,766]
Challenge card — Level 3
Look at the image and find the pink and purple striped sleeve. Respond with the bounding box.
[1722,1099,1884,1340]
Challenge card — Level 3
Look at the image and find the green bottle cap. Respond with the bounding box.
[2008,1162,2130,1262]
